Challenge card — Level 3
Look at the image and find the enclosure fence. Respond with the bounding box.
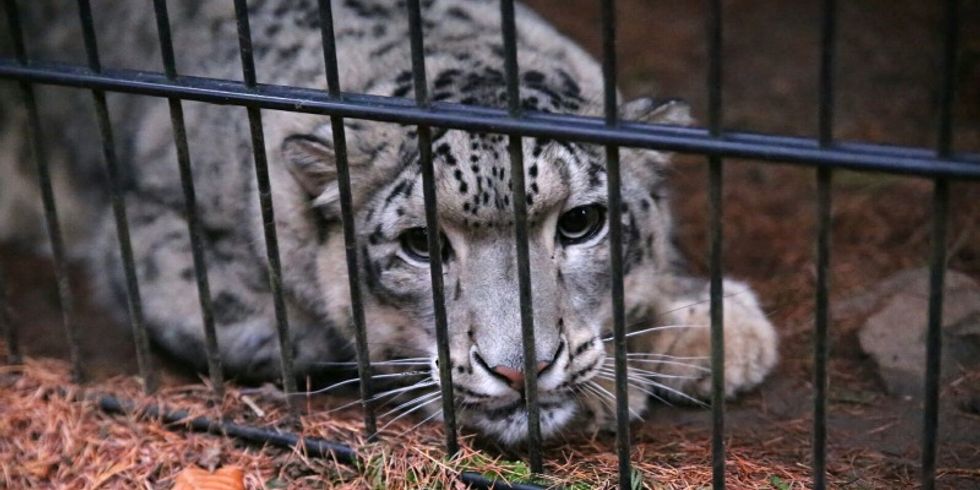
[1,0,977,488]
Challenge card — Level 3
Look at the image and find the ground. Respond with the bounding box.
[2,0,979,488]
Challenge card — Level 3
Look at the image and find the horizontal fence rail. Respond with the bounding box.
[0,62,977,179]
[0,0,975,488]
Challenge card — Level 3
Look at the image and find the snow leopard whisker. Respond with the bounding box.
[313,357,432,367]
[602,358,705,372]
[601,323,706,342]
[376,392,443,434]
[586,380,643,420]
[601,372,708,407]
[594,373,674,407]
[625,352,709,360]
[325,379,438,414]
[579,382,615,413]
[394,407,444,439]
[378,391,441,420]
[360,342,434,354]
[291,370,429,396]
[627,290,752,330]
[597,365,699,380]
[611,358,711,373]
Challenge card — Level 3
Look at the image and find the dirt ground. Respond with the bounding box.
[2,0,979,488]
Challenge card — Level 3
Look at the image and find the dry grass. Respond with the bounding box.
[5,350,956,489]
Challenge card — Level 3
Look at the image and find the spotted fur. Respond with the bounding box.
[0,0,778,443]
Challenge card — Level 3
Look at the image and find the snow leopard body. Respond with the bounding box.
[0,0,778,443]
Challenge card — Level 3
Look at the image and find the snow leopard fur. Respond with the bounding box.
[0,0,778,443]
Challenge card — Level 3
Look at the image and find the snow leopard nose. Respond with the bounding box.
[490,362,550,391]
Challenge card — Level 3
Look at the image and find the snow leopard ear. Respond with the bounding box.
[282,134,344,217]
[283,134,336,195]
[618,99,691,198]
[619,98,694,126]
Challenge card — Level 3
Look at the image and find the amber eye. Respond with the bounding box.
[399,227,451,263]
[557,204,606,245]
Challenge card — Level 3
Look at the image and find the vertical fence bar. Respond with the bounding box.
[812,172,832,488]
[921,179,948,490]
[231,0,298,401]
[404,0,460,455]
[922,1,957,487]
[935,0,958,160]
[812,0,837,488]
[599,0,633,488]
[3,0,79,376]
[499,0,544,474]
[705,0,726,487]
[314,0,378,440]
[76,0,156,391]
[817,0,837,149]
[150,0,224,398]
[0,265,19,364]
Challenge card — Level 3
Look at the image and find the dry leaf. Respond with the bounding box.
[172,466,244,490]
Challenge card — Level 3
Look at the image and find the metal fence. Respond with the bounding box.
[0,0,977,488]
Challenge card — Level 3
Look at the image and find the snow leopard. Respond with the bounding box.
[0,0,778,444]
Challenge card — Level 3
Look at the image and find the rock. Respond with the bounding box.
[857,268,980,398]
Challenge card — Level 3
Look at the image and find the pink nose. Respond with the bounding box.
[492,362,551,391]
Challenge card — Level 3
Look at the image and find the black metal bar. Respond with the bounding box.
[2,62,979,178]
[233,0,257,88]
[95,394,358,464]
[936,0,958,160]
[0,265,18,364]
[76,0,101,72]
[94,392,548,489]
[77,0,156,392]
[922,1,958,487]
[813,0,837,487]
[705,0,726,487]
[707,157,725,489]
[599,0,632,487]
[150,0,224,397]
[458,472,547,490]
[812,168,831,490]
[818,0,837,148]
[499,0,543,474]
[21,80,82,380]
[151,0,178,80]
[315,0,378,441]
[706,0,723,138]
[231,0,298,400]
[921,178,948,490]
[0,0,27,64]
[812,1,837,488]
[2,0,79,377]
[405,0,459,455]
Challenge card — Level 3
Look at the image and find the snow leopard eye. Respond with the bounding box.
[399,227,451,263]
[557,204,606,245]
